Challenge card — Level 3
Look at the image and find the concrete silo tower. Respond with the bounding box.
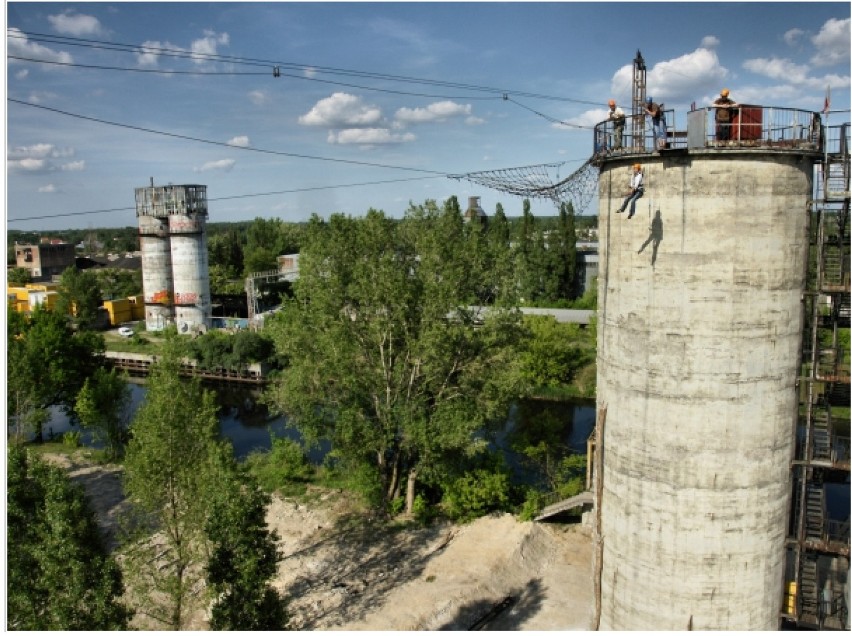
[135,182,211,333]
[593,105,825,629]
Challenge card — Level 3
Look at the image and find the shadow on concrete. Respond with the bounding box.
[638,209,663,267]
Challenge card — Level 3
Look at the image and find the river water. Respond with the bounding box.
[25,381,594,470]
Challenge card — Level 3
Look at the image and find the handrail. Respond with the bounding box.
[594,105,832,156]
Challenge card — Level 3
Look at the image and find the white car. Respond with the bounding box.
[118,326,134,337]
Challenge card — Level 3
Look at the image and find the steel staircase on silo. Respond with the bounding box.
[799,555,820,622]
[810,402,832,465]
[805,482,826,545]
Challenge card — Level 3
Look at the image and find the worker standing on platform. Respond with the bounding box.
[617,163,644,219]
[713,88,738,142]
[608,99,625,149]
[645,97,666,150]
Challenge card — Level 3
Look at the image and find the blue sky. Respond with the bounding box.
[6,2,851,232]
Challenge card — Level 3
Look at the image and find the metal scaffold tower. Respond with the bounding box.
[786,121,850,631]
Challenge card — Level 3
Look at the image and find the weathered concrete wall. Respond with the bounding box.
[169,212,212,332]
[138,214,174,331]
[596,151,814,630]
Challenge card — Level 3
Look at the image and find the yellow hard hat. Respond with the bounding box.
[721,88,730,97]
[608,99,616,107]
[633,163,641,170]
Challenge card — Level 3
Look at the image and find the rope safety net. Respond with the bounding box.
[449,157,600,212]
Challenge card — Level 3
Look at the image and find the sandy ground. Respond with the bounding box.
[46,452,595,631]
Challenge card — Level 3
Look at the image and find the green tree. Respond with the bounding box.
[93,268,142,300]
[206,461,288,630]
[122,349,222,630]
[264,204,524,514]
[8,266,32,285]
[7,444,130,630]
[7,305,104,441]
[75,367,132,460]
[517,315,595,390]
[208,229,245,278]
[553,201,578,301]
[57,266,102,328]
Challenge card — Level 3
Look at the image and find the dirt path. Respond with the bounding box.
[46,452,594,630]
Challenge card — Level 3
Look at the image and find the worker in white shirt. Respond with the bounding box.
[608,99,625,149]
[617,163,644,219]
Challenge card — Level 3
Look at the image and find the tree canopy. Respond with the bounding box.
[264,202,526,512]
[7,444,130,630]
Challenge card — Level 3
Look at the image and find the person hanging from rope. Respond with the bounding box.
[617,163,644,219]
[608,99,625,150]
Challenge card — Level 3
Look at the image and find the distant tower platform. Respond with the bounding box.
[134,182,212,333]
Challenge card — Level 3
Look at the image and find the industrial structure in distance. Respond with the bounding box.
[134,181,212,333]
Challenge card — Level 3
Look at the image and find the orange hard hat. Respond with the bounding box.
[721,88,730,97]
[608,99,616,107]
[633,163,641,170]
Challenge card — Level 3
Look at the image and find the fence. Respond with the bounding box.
[594,105,825,156]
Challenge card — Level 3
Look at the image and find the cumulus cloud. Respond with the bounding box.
[48,11,104,36]
[7,28,73,65]
[327,128,415,145]
[195,159,236,172]
[784,28,805,47]
[743,57,810,84]
[15,69,29,80]
[466,116,485,125]
[38,184,57,193]
[227,135,250,147]
[810,18,850,67]
[700,35,719,49]
[8,143,56,160]
[611,46,728,104]
[136,40,180,68]
[8,143,80,172]
[248,90,267,106]
[299,93,383,128]
[191,30,229,64]
[394,100,472,124]
[9,158,47,171]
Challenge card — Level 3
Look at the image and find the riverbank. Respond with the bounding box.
[46,452,595,630]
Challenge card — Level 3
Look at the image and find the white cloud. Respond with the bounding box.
[743,57,810,84]
[394,101,472,124]
[195,159,236,172]
[611,46,728,104]
[227,135,250,147]
[248,90,267,106]
[327,128,415,145]
[466,116,485,126]
[38,184,57,193]
[8,143,81,172]
[784,28,805,47]
[15,69,29,80]
[9,158,47,171]
[191,30,230,64]
[811,18,851,67]
[7,28,73,65]
[136,40,180,68]
[304,67,317,79]
[700,35,719,49]
[8,143,55,160]
[48,11,104,36]
[300,93,383,128]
